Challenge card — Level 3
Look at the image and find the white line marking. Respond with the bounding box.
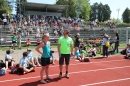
[49,59,125,68]
[80,78,130,86]
[6,59,126,72]
[1,65,130,83]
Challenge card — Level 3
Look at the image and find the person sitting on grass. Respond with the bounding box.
[26,39,31,47]
[19,52,35,74]
[75,47,81,59]
[0,60,6,76]
[27,48,41,67]
[5,49,15,70]
[79,44,87,61]
[126,44,130,60]
[87,44,96,57]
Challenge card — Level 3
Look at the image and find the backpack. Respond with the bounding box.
[120,49,126,55]
[106,41,110,47]
[11,64,19,74]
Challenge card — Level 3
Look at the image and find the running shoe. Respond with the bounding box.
[65,74,69,78]
[59,74,62,79]
[40,80,47,84]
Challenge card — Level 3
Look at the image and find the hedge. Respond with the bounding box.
[99,22,130,27]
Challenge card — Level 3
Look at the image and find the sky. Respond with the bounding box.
[12,0,130,20]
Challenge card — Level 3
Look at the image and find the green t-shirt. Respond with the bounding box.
[58,36,73,54]
[12,36,17,41]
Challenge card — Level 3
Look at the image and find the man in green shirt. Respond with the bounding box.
[58,30,73,79]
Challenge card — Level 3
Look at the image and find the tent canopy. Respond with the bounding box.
[23,2,68,13]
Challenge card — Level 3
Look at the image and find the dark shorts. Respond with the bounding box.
[5,60,12,67]
[74,43,80,48]
[12,41,16,43]
[26,65,33,69]
[41,58,50,66]
[59,54,70,65]
[8,61,12,67]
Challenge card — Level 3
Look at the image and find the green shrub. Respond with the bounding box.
[117,23,130,27]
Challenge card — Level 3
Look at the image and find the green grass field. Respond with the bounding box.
[0,43,126,51]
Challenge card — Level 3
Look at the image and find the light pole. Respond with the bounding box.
[117,8,120,23]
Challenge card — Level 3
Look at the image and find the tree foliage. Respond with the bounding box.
[122,7,130,23]
[0,0,13,17]
[56,0,90,20]
[56,0,76,18]
[90,2,111,22]
[75,0,90,20]
[16,0,27,14]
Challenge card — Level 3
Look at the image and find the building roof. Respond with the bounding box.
[23,2,68,13]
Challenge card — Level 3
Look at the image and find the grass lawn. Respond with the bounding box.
[0,43,126,51]
[0,46,57,51]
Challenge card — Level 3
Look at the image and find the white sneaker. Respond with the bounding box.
[40,80,47,84]
[46,77,52,80]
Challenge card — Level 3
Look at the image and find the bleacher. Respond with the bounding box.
[0,25,121,47]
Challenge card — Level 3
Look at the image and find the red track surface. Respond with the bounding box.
[0,55,130,86]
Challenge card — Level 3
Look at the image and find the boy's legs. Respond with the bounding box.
[34,57,41,66]
[5,61,8,70]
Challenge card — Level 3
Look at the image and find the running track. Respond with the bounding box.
[0,55,130,86]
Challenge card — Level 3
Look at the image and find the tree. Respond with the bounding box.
[15,0,27,14]
[56,0,76,17]
[0,0,13,17]
[56,0,90,20]
[90,2,111,22]
[75,0,90,20]
[122,7,130,23]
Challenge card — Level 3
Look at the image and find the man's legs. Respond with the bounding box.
[59,54,64,78]
[65,54,70,78]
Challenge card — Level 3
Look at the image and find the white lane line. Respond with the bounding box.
[1,65,130,83]
[6,59,126,72]
[49,59,125,68]
[80,78,130,86]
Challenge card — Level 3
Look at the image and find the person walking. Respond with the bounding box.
[35,35,51,84]
[58,30,73,79]
[114,32,119,53]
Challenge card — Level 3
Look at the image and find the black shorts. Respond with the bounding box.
[5,60,12,67]
[41,58,50,66]
[8,62,12,67]
[74,43,80,48]
[26,65,33,69]
[12,41,16,43]
[59,54,70,65]
[4,22,7,25]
